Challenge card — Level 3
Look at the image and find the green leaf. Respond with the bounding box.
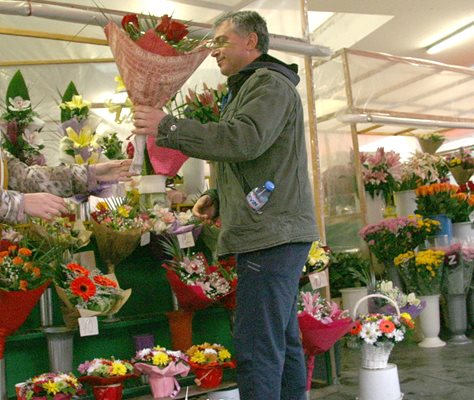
[60,81,79,122]
[6,70,30,105]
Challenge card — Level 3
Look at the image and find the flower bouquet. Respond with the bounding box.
[186,343,235,388]
[297,291,352,390]
[132,346,190,398]
[90,196,150,273]
[415,182,460,219]
[394,249,445,295]
[359,215,440,267]
[78,358,137,400]
[446,147,474,185]
[54,262,131,328]
[0,240,51,358]
[0,70,46,166]
[417,132,445,155]
[451,183,474,223]
[360,147,402,202]
[372,280,425,319]
[349,294,415,369]
[17,372,83,400]
[441,243,474,295]
[104,13,210,175]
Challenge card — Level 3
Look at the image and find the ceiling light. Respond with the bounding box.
[426,21,474,54]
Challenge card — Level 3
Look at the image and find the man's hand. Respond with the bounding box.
[132,105,167,136]
[24,193,69,220]
[192,195,217,224]
[93,159,134,183]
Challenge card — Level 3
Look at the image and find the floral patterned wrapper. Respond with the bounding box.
[104,22,210,175]
[55,272,131,329]
[134,362,190,399]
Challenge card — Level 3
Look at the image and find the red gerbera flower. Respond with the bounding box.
[379,319,395,333]
[93,275,118,288]
[350,320,362,335]
[67,263,90,276]
[70,276,96,301]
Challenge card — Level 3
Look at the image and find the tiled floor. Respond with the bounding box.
[310,336,474,399]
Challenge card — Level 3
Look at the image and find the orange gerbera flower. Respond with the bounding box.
[70,276,96,301]
[67,263,90,276]
[93,275,118,288]
[32,267,41,278]
[379,319,395,333]
[18,247,32,257]
[0,251,9,258]
[350,321,362,335]
[12,256,24,265]
[19,280,28,291]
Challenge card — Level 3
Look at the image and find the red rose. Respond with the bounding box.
[155,14,172,34]
[166,21,189,42]
[126,142,134,158]
[121,14,139,30]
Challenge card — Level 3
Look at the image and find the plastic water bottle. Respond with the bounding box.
[246,181,275,214]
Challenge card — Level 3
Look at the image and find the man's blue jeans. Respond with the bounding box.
[234,242,311,400]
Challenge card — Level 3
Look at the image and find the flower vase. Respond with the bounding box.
[364,192,385,225]
[418,294,446,348]
[447,294,472,344]
[393,189,417,217]
[43,326,74,373]
[39,288,54,327]
[452,221,474,242]
[165,310,193,352]
[193,366,223,389]
[430,214,453,241]
[450,165,474,186]
[92,383,123,400]
[360,342,394,370]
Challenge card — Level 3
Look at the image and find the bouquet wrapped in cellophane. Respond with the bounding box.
[104,13,210,175]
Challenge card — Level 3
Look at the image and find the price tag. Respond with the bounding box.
[141,231,150,246]
[309,271,329,290]
[177,232,195,249]
[78,317,99,337]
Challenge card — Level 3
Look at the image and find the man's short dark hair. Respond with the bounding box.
[213,11,269,54]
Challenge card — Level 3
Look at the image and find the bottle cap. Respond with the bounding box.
[264,181,275,191]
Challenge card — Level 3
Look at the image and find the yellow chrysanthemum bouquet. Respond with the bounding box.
[17,372,83,400]
[394,249,445,295]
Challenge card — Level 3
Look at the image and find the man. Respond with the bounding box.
[133,10,318,400]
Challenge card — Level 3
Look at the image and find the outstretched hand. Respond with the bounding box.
[24,193,69,221]
[192,195,217,224]
[132,105,167,136]
[93,159,135,182]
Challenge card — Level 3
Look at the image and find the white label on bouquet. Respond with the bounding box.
[309,271,329,289]
[79,317,99,337]
[141,231,150,246]
[177,232,195,249]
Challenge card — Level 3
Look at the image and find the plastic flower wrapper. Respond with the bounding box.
[394,249,445,295]
[90,194,151,273]
[17,372,83,400]
[77,357,137,386]
[54,262,132,329]
[360,147,402,202]
[372,280,425,319]
[104,13,210,175]
[446,147,474,185]
[0,240,51,357]
[0,70,45,166]
[133,345,190,399]
[441,242,474,295]
[417,132,445,154]
[359,215,440,266]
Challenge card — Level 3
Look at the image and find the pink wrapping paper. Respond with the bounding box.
[134,362,190,399]
[104,22,210,176]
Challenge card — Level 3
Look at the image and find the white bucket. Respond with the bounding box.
[394,190,417,217]
[207,388,240,400]
[358,364,403,400]
[340,287,368,317]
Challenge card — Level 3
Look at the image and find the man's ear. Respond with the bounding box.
[246,32,259,50]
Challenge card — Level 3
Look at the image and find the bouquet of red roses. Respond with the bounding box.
[104,13,210,176]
